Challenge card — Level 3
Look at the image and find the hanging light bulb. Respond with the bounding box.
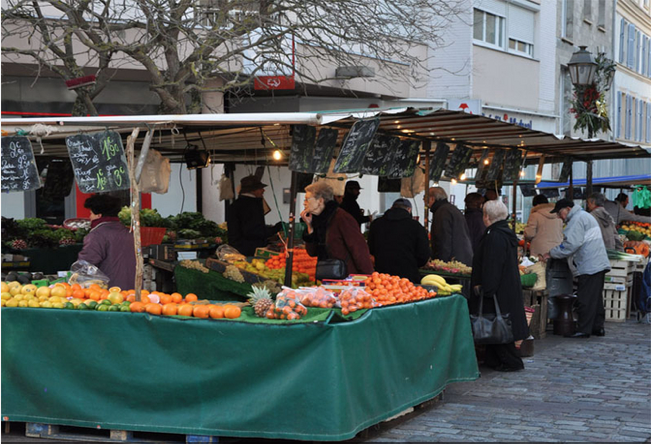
[484,159,490,165]
[272,149,282,161]
[520,170,526,178]
[416,154,421,164]
[460,173,467,181]
[451,178,457,185]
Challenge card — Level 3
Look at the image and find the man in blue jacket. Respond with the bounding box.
[543,199,611,338]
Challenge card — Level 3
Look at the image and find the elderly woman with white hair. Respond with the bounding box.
[470,200,529,372]
[300,181,374,276]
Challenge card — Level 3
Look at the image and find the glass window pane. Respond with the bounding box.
[498,17,504,46]
[518,41,525,52]
[509,39,516,49]
[486,14,496,44]
[473,10,484,40]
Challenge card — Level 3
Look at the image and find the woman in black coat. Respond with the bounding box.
[470,200,529,372]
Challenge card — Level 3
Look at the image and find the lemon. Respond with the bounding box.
[9,286,22,296]
[35,286,51,298]
[5,299,18,307]
[107,292,124,305]
[52,302,65,309]
[12,294,24,301]
[7,281,21,290]
[1,282,9,293]
[40,301,52,308]
[17,300,28,308]
[28,300,40,308]
[1,292,12,300]
[49,296,63,304]
[38,295,49,302]
[21,284,38,295]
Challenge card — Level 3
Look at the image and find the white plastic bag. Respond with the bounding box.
[68,260,110,289]
[400,165,426,198]
[219,174,234,201]
[138,149,171,194]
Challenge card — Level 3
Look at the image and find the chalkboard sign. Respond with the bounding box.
[312,128,338,174]
[377,177,402,192]
[444,144,472,179]
[296,172,315,192]
[486,149,505,181]
[540,188,560,199]
[66,131,130,194]
[288,125,317,173]
[334,118,380,173]
[387,140,421,178]
[1,136,42,192]
[503,149,523,182]
[429,142,450,182]
[361,135,400,175]
[475,149,490,180]
[43,158,74,199]
[559,157,573,183]
[563,187,585,199]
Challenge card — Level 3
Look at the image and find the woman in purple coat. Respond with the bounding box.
[78,194,136,290]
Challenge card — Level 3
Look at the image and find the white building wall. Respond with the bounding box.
[538,0,558,114]
[151,164,197,217]
[1,192,26,220]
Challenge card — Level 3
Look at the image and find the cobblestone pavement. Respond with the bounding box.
[361,319,651,443]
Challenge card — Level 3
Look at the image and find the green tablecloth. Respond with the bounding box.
[174,265,253,301]
[1,294,479,441]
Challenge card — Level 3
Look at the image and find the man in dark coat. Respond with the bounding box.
[339,180,371,229]
[470,200,529,372]
[428,187,473,266]
[464,192,485,254]
[367,198,431,283]
[227,175,279,256]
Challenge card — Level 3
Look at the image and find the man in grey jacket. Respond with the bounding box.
[543,199,611,338]
[587,192,624,252]
[604,193,651,225]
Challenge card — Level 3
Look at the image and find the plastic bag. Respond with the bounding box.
[526,261,547,291]
[267,288,308,320]
[68,260,110,289]
[216,244,246,263]
[339,287,377,315]
[138,149,171,194]
[219,174,234,201]
[296,286,338,308]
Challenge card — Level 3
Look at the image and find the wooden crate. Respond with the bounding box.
[603,289,628,322]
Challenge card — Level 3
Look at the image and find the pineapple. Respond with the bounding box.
[247,285,274,317]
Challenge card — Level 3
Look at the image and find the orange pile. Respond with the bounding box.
[339,288,375,315]
[364,272,435,307]
[265,248,317,281]
[266,291,308,320]
[297,287,337,308]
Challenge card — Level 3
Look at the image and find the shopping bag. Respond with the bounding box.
[315,258,348,281]
[470,292,514,344]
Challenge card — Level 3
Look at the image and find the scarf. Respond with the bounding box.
[311,200,339,247]
[90,216,120,229]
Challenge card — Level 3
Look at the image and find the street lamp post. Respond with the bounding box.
[567,46,597,87]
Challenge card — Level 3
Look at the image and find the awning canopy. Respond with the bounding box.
[537,174,651,189]
[2,107,650,164]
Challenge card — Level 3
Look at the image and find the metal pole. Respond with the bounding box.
[423,140,431,232]
[568,167,574,200]
[283,170,298,287]
[586,160,593,197]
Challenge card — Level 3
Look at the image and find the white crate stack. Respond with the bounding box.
[603,257,647,322]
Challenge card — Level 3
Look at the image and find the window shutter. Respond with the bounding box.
[636,30,641,72]
[626,94,632,140]
[619,19,626,63]
[627,24,636,68]
[646,102,651,143]
[616,92,622,139]
[509,6,534,43]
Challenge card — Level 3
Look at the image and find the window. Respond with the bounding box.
[625,94,633,140]
[597,0,606,27]
[627,23,636,68]
[636,100,644,141]
[636,30,641,72]
[643,36,648,77]
[562,0,574,40]
[616,92,622,139]
[473,9,505,48]
[619,19,626,63]
[509,38,533,56]
[583,0,592,21]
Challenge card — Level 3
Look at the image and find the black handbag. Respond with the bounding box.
[470,293,514,344]
[315,258,348,281]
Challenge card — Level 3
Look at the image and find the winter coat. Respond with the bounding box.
[523,203,564,257]
[464,207,485,254]
[590,206,624,252]
[227,195,272,256]
[549,205,611,277]
[367,207,431,283]
[604,199,651,224]
[78,221,136,290]
[339,193,370,228]
[470,219,529,342]
[303,201,374,274]
[429,199,473,266]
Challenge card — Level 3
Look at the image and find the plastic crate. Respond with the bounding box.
[603,289,628,322]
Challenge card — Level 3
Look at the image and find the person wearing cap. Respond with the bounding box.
[586,192,624,252]
[367,198,430,283]
[542,198,610,338]
[428,187,473,266]
[227,175,279,256]
[604,192,651,225]
[339,180,371,230]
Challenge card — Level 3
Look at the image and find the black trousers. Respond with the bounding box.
[484,343,524,371]
[576,271,606,334]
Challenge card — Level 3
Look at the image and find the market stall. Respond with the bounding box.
[2,294,479,441]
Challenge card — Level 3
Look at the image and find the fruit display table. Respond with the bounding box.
[419,269,472,298]
[1,294,479,441]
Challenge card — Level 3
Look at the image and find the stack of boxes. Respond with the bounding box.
[603,258,646,321]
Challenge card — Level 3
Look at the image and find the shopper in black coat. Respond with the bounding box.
[428,187,473,266]
[470,199,529,372]
[367,198,431,283]
[464,192,486,254]
[339,180,371,229]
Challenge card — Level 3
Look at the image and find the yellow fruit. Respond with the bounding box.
[0,299,5,307]
[69,298,84,306]
[35,286,51,298]
[17,300,28,307]
[28,299,40,308]
[7,281,21,290]
[9,286,22,296]
[1,282,9,293]
[107,292,124,305]
[50,286,67,298]
[40,301,52,308]
[21,284,38,295]
[1,292,12,300]
[49,296,64,304]
[52,302,64,309]
[5,299,18,307]
[38,295,49,302]
[12,294,24,301]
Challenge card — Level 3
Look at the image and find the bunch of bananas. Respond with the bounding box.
[420,274,463,296]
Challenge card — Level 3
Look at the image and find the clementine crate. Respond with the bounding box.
[140,227,166,247]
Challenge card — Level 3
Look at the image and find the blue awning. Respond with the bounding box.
[537,174,651,189]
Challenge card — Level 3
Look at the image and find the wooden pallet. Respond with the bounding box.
[24,422,218,443]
